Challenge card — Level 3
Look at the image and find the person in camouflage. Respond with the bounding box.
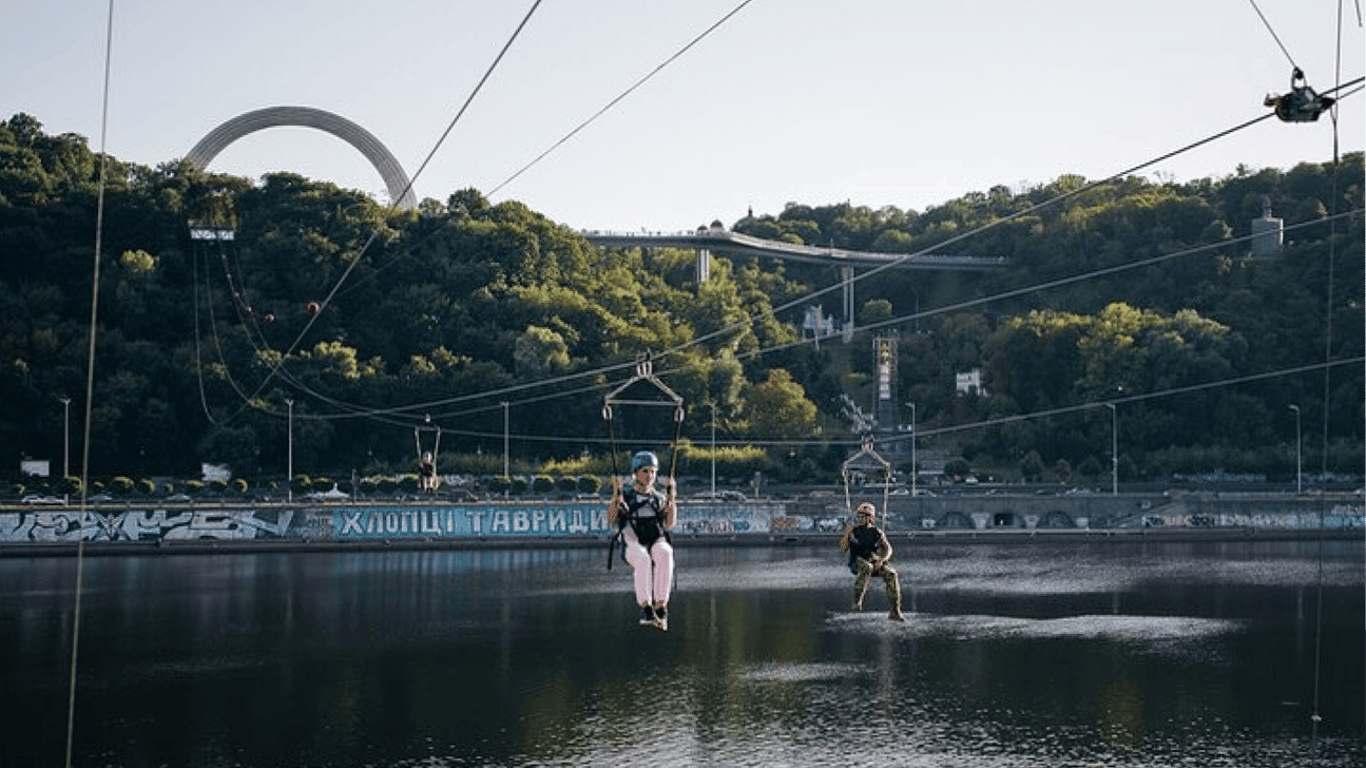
[838,502,904,621]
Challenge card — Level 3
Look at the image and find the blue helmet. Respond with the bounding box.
[630,451,659,473]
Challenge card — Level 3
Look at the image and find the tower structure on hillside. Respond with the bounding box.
[873,336,898,430]
[869,335,912,463]
[1251,196,1283,258]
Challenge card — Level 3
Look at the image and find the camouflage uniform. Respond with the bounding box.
[839,506,904,621]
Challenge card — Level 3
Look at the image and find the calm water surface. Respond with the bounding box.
[2,538,1362,767]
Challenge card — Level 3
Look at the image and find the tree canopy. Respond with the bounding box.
[1,112,1361,486]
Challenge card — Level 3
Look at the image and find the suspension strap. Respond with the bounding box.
[414,414,441,460]
[666,402,684,495]
[602,354,686,571]
[841,435,893,534]
[604,401,622,571]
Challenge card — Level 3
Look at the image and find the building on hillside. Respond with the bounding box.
[956,369,987,397]
[802,304,837,344]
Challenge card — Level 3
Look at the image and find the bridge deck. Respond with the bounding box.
[583,230,1006,271]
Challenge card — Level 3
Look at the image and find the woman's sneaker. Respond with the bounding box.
[653,605,669,631]
[639,605,657,626]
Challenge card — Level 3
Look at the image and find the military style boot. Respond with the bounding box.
[846,568,868,609]
[886,574,905,621]
[853,566,870,611]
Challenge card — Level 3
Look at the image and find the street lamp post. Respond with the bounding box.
[58,396,70,480]
[908,402,917,499]
[502,401,509,478]
[710,403,717,495]
[1105,403,1117,496]
[1288,404,1301,495]
[285,399,294,502]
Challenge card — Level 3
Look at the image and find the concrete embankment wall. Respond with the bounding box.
[0,492,1360,555]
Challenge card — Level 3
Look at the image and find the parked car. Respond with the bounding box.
[21,494,64,505]
[690,490,747,502]
[305,486,350,501]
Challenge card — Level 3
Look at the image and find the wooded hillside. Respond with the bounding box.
[1,113,1361,490]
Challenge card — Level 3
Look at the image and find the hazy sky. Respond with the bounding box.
[3,1,1361,233]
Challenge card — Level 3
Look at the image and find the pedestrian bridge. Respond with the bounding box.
[582,229,1006,271]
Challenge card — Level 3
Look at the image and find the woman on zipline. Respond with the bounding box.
[607,450,677,630]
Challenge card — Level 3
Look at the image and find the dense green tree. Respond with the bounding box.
[743,369,819,440]
[0,114,1360,485]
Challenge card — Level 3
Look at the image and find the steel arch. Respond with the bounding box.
[185,106,417,210]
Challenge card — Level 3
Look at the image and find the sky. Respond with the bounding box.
[2,1,1362,234]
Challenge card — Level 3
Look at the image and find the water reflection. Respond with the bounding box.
[0,539,1360,767]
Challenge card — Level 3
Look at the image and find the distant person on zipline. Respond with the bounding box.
[607,451,677,630]
[839,502,904,621]
[417,451,438,493]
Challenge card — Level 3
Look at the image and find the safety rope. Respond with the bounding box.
[603,401,622,570]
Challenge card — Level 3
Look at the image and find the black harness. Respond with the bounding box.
[619,485,671,549]
[846,525,885,574]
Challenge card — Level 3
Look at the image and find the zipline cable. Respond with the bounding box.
[194,202,1363,446]
[67,4,114,765]
[399,0,544,214]
[654,80,1363,366]
[411,355,1364,454]
[193,86,1362,432]
[191,194,1361,454]
[488,0,758,198]
[1246,0,1302,69]
[187,26,1362,459]
[1305,0,1364,744]
[207,0,546,424]
[191,0,1363,428]
[329,0,758,300]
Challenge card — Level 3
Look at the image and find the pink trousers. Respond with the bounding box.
[621,526,674,606]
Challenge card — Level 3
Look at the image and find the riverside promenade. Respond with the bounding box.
[1,490,1360,555]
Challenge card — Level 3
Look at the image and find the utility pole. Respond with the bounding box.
[710,403,717,495]
[502,401,510,478]
[58,396,71,480]
[285,399,294,502]
[908,401,917,499]
[1105,403,1117,496]
[1288,404,1301,495]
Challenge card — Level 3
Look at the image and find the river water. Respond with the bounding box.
[2,537,1362,767]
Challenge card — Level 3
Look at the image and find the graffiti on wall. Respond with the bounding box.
[0,509,295,543]
[0,500,806,546]
[330,505,613,538]
[1137,506,1364,530]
